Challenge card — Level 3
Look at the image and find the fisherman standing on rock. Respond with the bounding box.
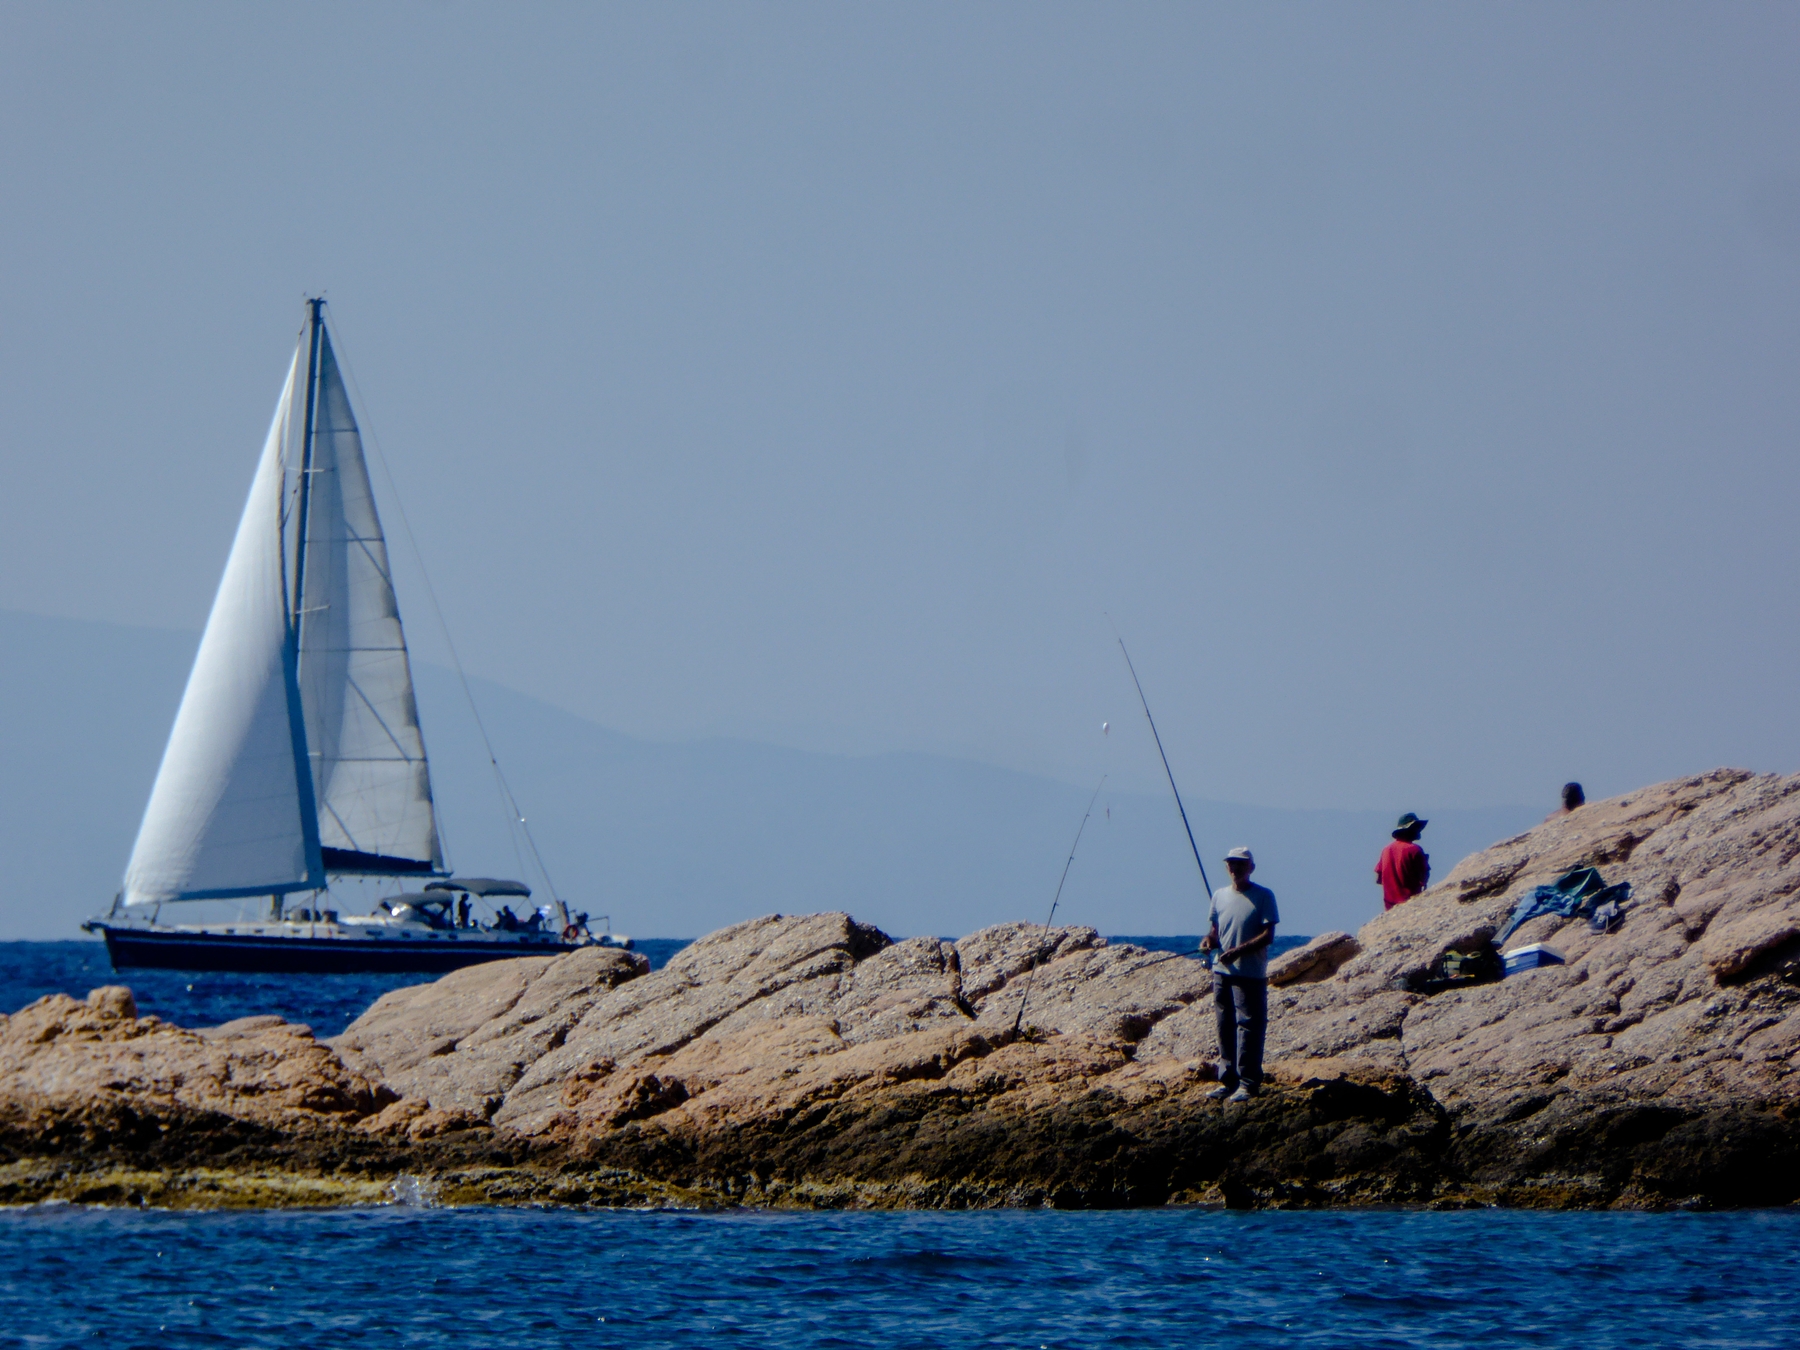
[1375,812,1430,910]
[1200,847,1279,1102]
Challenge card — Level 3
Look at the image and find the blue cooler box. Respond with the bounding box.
[1502,943,1566,976]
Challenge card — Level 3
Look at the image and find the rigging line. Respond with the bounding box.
[326,308,560,904]
[1105,615,1212,900]
[1011,775,1106,1040]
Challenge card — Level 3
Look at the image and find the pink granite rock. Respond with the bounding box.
[1268,932,1360,986]
[336,770,1800,1151]
[0,986,391,1133]
[9,767,1800,1209]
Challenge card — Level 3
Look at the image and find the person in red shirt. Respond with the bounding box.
[1376,813,1430,909]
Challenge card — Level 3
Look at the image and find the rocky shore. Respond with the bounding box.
[5,768,1799,1210]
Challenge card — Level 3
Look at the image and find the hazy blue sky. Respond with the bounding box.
[2,3,1796,819]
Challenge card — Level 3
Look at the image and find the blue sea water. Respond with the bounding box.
[0,936,1297,1036]
[2,1205,1797,1348]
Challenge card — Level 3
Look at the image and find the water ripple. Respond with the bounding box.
[4,1207,1798,1348]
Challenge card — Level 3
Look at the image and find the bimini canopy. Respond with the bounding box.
[383,891,453,908]
[424,877,531,898]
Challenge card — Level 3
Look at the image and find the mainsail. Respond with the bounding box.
[123,302,441,905]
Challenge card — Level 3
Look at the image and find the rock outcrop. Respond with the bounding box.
[335,945,649,1138]
[6,768,1800,1209]
[1268,931,1360,986]
[0,986,391,1134]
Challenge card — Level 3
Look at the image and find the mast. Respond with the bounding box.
[283,298,327,897]
[292,297,325,636]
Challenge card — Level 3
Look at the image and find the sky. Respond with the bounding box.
[1,3,1797,825]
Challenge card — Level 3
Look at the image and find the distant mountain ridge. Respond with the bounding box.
[0,609,1539,940]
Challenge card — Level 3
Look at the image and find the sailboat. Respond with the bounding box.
[84,300,624,973]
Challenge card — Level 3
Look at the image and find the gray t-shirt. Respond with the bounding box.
[1209,881,1280,979]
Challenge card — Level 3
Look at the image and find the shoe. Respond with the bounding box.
[1205,1083,1234,1100]
[1227,1085,1258,1102]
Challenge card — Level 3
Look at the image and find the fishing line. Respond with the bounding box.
[1106,616,1212,899]
[1011,775,1107,1040]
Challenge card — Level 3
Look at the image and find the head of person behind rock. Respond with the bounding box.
[1202,846,1279,1104]
[1547,781,1585,821]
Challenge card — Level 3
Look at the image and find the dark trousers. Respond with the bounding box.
[1213,974,1268,1089]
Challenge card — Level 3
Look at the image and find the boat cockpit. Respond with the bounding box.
[318,878,630,947]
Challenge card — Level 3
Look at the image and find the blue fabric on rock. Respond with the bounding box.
[1496,867,1632,944]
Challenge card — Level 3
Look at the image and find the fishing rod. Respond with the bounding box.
[1012,776,1107,1040]
[1108,621,1213,900]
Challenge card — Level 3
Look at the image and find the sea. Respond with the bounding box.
[4,938,1797,1349]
